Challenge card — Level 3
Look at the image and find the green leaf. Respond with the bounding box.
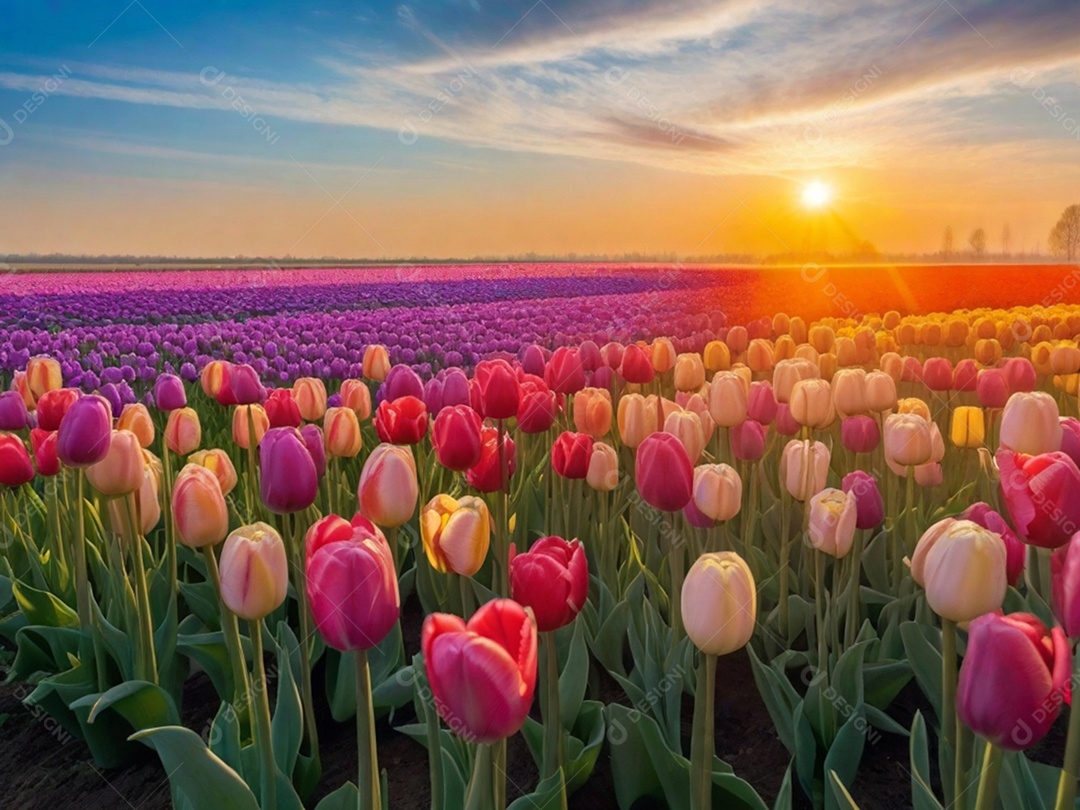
[909,712,944,810]
[828,770,861,809]
[272,623,304,781]
[862,661,912,711]
[132,725,259,810]
[69,680,181,769]
[559,620,588,728]
[773,762,794,810]
[506,772,565,810]
[177,631,237,703]
[900,622,943,721]
[822,709,867,810]
[207,701,245,774]
[314,782,359,810]
[12,579,79,628]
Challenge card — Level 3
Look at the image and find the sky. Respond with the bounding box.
[1,0,1079,259]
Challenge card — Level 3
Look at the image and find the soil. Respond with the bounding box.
[0,595,953,809]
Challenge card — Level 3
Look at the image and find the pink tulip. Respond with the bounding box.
[997,449,1080,548]
[731,420,766,462]
[358,444,419,528]
[747,381,777,424]
[1052,532,1080,638]
[635,432,693,512]
[260,427,319,514]
[841,471,883,529]
[509,536,588,632]
[840,415,880,454]
[306,514,400,651]
[422,599,538,743]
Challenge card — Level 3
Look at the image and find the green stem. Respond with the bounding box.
[250,619,277,810]
[779,493,791,634]
[202,546,252,722]
[541,632,566,799]
[162,445,177,600]
[668,531,685,638]
[942,619,958,805]
[845,530,864,649]
[493,739,507,810]
[125,493,158,683]
[245,406,259,521]
[690,652,717,810]
[459,573,474,619]
[356,648,382,810]
[1054,652,1080,810]
[815,550,828,673]
[289,513,321,765]
[464,744,492,810]
[73,472,90,629]
[973,742,1002,810]
[899,466,915,594]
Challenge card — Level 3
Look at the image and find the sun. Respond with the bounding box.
[801,180,833,209]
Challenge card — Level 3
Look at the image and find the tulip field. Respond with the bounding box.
[5,261,1080,810]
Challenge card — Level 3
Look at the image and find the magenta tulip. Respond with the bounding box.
[260,427,319,514]
[56,395,113,468]
[635,432,693,512]
[841,471,883,530]
[997,449,1080,548]
[509,536,588,632]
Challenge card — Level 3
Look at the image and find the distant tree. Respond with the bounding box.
[969,228,987,259]
[1001,223,1012,257]
[1049,204,1080,261]
[942,226,954,258]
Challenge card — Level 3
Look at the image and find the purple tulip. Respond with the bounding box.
[384,365,424,401]
[153,373,187,411]
[0,391,28,431]
[57,395,113,468]
[259,427,319,514]
[841,471,883,529]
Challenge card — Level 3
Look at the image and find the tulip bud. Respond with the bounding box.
[27,356,63,400]
[635,432,693,511]
[681,552,756,655]
[339,379,373,420]
[219,522,289,621]
[260,427,319,514]
[619,344,655,384]
[703,340,731,373]
[466,426,516,493]
[773,358,818,403]
[1000,391,1062,455]
[173,465,229,548]
[831,369,867,417]
[359,443,419,527]
[884,413,933,468]
[910,518,1007,622]
[549,430,592,479]
[265,388,302,428]
[474,359,521,419]
[789,378,836,430]
[374,395,429,445]
[0,391,29,431]
[1052,532,1080,637]
[188,448,238,496]
[362,345,391,381]
[586,441,619,491]
[323,406,363,459]
[961,502,1025,587]
[617,393,657,448]
[306,514,400,650]
[151,373,187,412]
[383,365,424,402]
[731,419,766,462]
[779,439,830,501]
[86,429,145,497]
[30,428,60,477]
[55,394,110,468]
[957,612,1070,751]
[517,375,557,434]
[0,435,35,487]
[808,488,858,558]
[572,387,613,438]
[420,494,491,576]
[747,381,777,424]
[232,404,269,450]
[692,464,742,522]
[118,403,155,449]
[161,407,200,456]
[997,448,1080,548]
[216,363,266,406]
[661,409,704,465]
[841,471,883,529]
[708,371,748,428]
[673,353,706,392]
[108,461,161,539]
[840,415,880,454]
[950,406,985,449]
[509,536,588,631]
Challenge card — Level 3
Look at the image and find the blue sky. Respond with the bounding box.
[1,0,1079,257]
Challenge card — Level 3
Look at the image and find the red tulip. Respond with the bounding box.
[952,358,978,392]
[551,431,594,479]
[422,599,538,743]
[619,344,654,384]
[306,514,400,651]
[509,536,588,632]
[30,428,59,477]
[635,432,693,511]
[265,388,302,428]
[0,435,34,487]
[961,502,1026,586]
[56,395,113,468]
[546,347,587,394]
[259,427,319,514]
[36,388,81,432]
[431,405,483,471]
[517,375,557,434]
[466,426,516,493]
[957,612,1069,750]
[473,359,520,419]
[1052,532,1080,637]
[216,363,266,406]
[374,396,428,445]
[997,449,1080,548]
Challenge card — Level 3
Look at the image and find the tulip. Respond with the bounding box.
[420,494,491,576]
[362,344,391,381]
[910,518,1007,622]
[466,427,517,493]
[773,358,818,403]
[423,377,446,414]
[1003,357,1037,393]
[957,612,1069,751]
[659,409,702,464]
[36,387,81,432]
[188,448,238,496]
[151,373,187,411]
[26,356,62,400]
[259,427,319,514]
[265,388,302,428]
[651,338,676,374]
[976,369,1010,409]
[746,339,774,374]
[466,358,517,419]
[586,441,619,491]
[681,552,756,656]
[109,462,161,539]
[703,340,730,373]
[617,393,657,449]
[635,432,693,511]
[673,353,706,392]
[572,387,613,438]
[841,471,883,529]
[841,415,880,454]
[219,522,289,621]
[509,536,588,632]
[86,430,145,497]
[779,439,830,501]
[339,379,373,420]
[173,464,230,548]
[383,365,425,402]
[1061,418,1080,470]
[306,514,400,650]
[997,449,1080,548]
[552,431,594,479]
[200,360,229,398]
[546,347,587,394]
[374,395,429,445]
[731,419,766,462]
[440,368,471,409]
[422,599,538,744]
[216,363,266,406]
[726,325,749,355]
[232,404,269,450]
[118,403,155,449]
[708,371,748,428]
[747,381,777,424]
[952,358,978,392]
[517,375,557,434]
[0,435,34,487]
[922,357,953,391]
[619,343,655,384]
[774,403,800,436]
[692,464,742,522]
[808,488,858,558]
[600,341,624,369]
[950,406,985,449]
[831,369,867,417]
[915,461,943,488]
[789,378,836,430]
[30,428,59,477]
[0,391,29,431]
[12,371,33,410]
[884,413,933,468]
[521,344,548,377]
[57,395,112,468]
[165,407,202,455]
[961,502,1025,587]
[897,397,932,420]
[323,407,363,458]
[864,371,897,413]
[1000,392,1062,455]
[359,443,419,527]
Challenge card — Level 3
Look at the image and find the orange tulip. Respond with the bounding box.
[572,387,613,438]
[188,448,239,496]
[118,403,156,449]
[165,407,202,455]
[292,377,328,422]
[232,404,269,450]
[324,406,363,458]
[26,356,62,401]
[339,379,372,420]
